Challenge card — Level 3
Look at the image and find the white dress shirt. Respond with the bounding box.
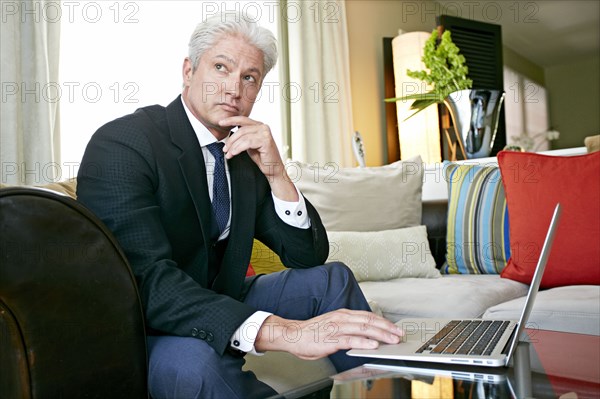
[181,98,309,354]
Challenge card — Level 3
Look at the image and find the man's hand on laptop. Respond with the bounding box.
[254,309,404,360]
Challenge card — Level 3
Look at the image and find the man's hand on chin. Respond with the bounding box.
[219,116,298,202]
[253,310,404,360]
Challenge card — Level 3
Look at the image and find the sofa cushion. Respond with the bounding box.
[359,275,528,322]
[250,239,285,275]
[290,156,423,232]
[327,226,440,282]
[498,151,600,288]
[483,285,600,336]
[442,162,510,275]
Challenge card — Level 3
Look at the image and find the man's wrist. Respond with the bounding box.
[268,169,299,202]
[230,311,272,355]
[254,315,297,353]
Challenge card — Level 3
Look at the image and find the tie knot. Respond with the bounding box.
[207,142,225,160]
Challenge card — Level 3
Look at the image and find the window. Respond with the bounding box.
[59,1,281,178]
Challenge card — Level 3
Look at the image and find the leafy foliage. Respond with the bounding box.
[387,30,473,119]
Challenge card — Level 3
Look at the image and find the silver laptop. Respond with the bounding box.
[348,203,562,367]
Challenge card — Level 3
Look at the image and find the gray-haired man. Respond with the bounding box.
[77,13,402,398]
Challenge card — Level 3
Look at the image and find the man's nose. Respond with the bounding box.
[223,76,241,98]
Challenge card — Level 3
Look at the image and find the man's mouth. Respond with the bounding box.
[219,103,239,113]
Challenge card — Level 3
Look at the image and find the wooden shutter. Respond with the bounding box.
[438,15,506,155]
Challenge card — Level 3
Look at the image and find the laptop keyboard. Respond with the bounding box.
[416,320,510,356]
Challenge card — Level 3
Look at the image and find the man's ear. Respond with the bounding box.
[182,57,193,85]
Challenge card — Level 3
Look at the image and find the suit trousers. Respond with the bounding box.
[147,262,372,399]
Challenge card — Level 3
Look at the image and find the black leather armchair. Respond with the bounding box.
[0,187,148,398]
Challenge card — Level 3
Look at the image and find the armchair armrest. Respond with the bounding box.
[0,187,148,398]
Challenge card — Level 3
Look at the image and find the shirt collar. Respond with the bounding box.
[181,96,220,147]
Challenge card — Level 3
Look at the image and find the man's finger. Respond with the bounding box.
[326,310,404,336]
[328,321,402,344]
[349,336,380,350]
[219,116,259,127]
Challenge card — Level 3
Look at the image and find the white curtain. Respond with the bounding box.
[282,0,355,167]
[1,0,61,185]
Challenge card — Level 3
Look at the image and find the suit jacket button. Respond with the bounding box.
[191,328,199,337]
[198,330,207,340]
[207,332,214,342]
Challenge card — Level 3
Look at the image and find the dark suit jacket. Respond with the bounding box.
[77,96,329,355]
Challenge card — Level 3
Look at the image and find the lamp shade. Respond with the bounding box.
[392,31,441,164]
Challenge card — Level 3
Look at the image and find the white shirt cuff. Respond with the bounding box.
[230,311,272,356]
[272,185,310,229]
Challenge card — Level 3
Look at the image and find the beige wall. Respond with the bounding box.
[346,0,432,166]
[545,55,600,149]
[503,47,545,86]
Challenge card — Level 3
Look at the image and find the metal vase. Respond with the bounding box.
[444,89,506,159]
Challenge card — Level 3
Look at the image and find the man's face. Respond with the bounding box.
[182,34,265,139]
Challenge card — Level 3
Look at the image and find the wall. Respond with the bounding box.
[545,55,600,149]
[503,47,545,86]
[346,0,433,166]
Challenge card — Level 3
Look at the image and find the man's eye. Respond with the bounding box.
[215,64,225,71]
[244,75,256,83]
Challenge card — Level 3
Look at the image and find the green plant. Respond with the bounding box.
[386,29,473,119]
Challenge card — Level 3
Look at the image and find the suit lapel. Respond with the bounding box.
[165,97,214,261]
[213,154,257,296]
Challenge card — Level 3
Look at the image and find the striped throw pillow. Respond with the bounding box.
[442,162,511,274]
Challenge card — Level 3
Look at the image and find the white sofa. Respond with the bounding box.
[361,150,600,337]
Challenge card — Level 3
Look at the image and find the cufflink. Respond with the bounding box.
[228,341,246,358]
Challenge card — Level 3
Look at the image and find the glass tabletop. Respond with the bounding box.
[330,329,600,399]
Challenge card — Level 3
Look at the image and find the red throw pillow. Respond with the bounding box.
[498,150,600,288]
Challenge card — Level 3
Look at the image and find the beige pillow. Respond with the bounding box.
[290,156,423,232]
[326,225,440,282]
